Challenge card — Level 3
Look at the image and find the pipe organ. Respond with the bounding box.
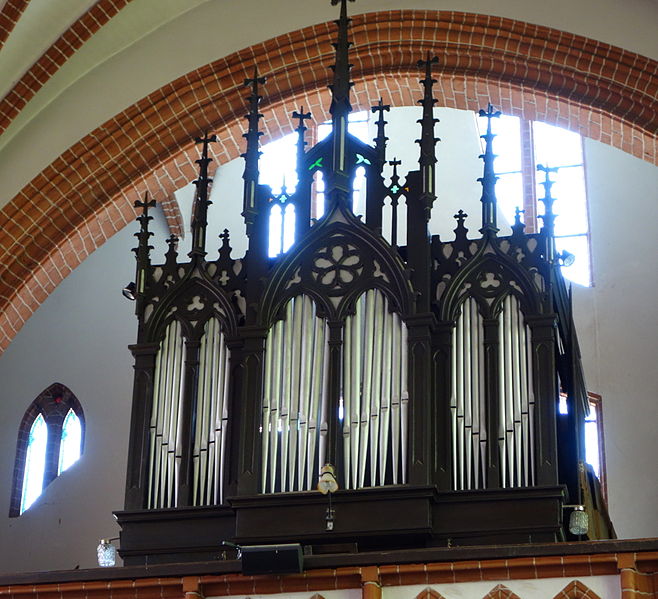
[117,0,611,566]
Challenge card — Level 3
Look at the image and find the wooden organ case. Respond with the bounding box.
[116,0,611,565]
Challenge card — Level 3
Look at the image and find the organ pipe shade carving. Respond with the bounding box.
[342,289,408,489]
[262,295,329,493]
[192,317,231,506]
[148,320,186,509]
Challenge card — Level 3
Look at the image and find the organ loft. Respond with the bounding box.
[116,0,613,565]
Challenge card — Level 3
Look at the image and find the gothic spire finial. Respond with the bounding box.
[416,54,440,218]
[292,106,312,173]
[371,98,390,167]
[189,131,217,258]
[242,66,266,234]
[537,163,559,262]
[133,192,156,299]
[329,0,355,119]
[477,102,501,236]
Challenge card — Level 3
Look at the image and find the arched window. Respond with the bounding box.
[10,383,85,516]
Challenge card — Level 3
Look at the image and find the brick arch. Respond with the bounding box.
[0,9,656,352]
[481,584,522,599]
[415,587,448,599]
[553,580,602,599]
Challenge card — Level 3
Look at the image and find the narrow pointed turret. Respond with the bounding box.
[132,192,155,308]
[537,163,559,263]
[326,0,356,205]
[190,132,216,258]
[371,98,390,167]
[242,66,266,234]
[416,54,440,220]
[478,103,501,236]
[293,106,312,236]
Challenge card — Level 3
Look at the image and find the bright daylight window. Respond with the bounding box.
[476,114,591,286]
[10,384,84,516]
[261,111,370,256]
[558,393,605,491]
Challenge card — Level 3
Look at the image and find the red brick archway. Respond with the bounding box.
[0,9,656,352]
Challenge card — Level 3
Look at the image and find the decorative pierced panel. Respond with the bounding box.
[342,289,408,489]
[192,317,230,506]
[498,294,535,487]
[148,320,186,508]
[262,295,329,493]
[451,297,487,490]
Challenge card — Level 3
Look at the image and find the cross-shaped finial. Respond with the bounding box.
[219,229,230,243]
[292,107,312,130]
[135,193,156,214]
[389,157,402,168]
[166,234,178,247]
[244,65,266,92]
[478,102,502,122]
[537,163,559,204]
[371,98,390,118]
[194,131,217,147]
[454,209,468,224]
[418,53,439,78]
[514,206,525,225]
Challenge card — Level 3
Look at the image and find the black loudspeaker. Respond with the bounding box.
[240,543,304,575]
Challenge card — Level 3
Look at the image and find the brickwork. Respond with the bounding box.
[0,0,29,50]
[0,0,134,133]
[1,551,657,599]
[553,580,602,598]
[0,9,656,353]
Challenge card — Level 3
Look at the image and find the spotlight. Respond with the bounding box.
[122,282,136,301]
[558,250,576,267]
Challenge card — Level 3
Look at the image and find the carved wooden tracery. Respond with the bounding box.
[119,0,604,564]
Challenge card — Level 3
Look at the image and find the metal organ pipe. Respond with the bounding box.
[497,295,535,488]
[451,295,535,490]
[342,290,408,489]
[261,295,328,493]
[451,298,486,490]
[192,317,231,506]
[148,320,186,509]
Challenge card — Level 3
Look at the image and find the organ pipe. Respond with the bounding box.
[192,317,230,506]
[261,295,328,492]
[148,320,186,508]
[342,290,408,489]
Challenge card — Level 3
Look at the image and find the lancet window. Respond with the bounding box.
[10,383,84,516]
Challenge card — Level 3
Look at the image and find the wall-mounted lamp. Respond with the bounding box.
[317,464,338,531]
[563,504,589,536]
[557,250,576,267]
[122,282,136,301]
[97,537,119,567]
